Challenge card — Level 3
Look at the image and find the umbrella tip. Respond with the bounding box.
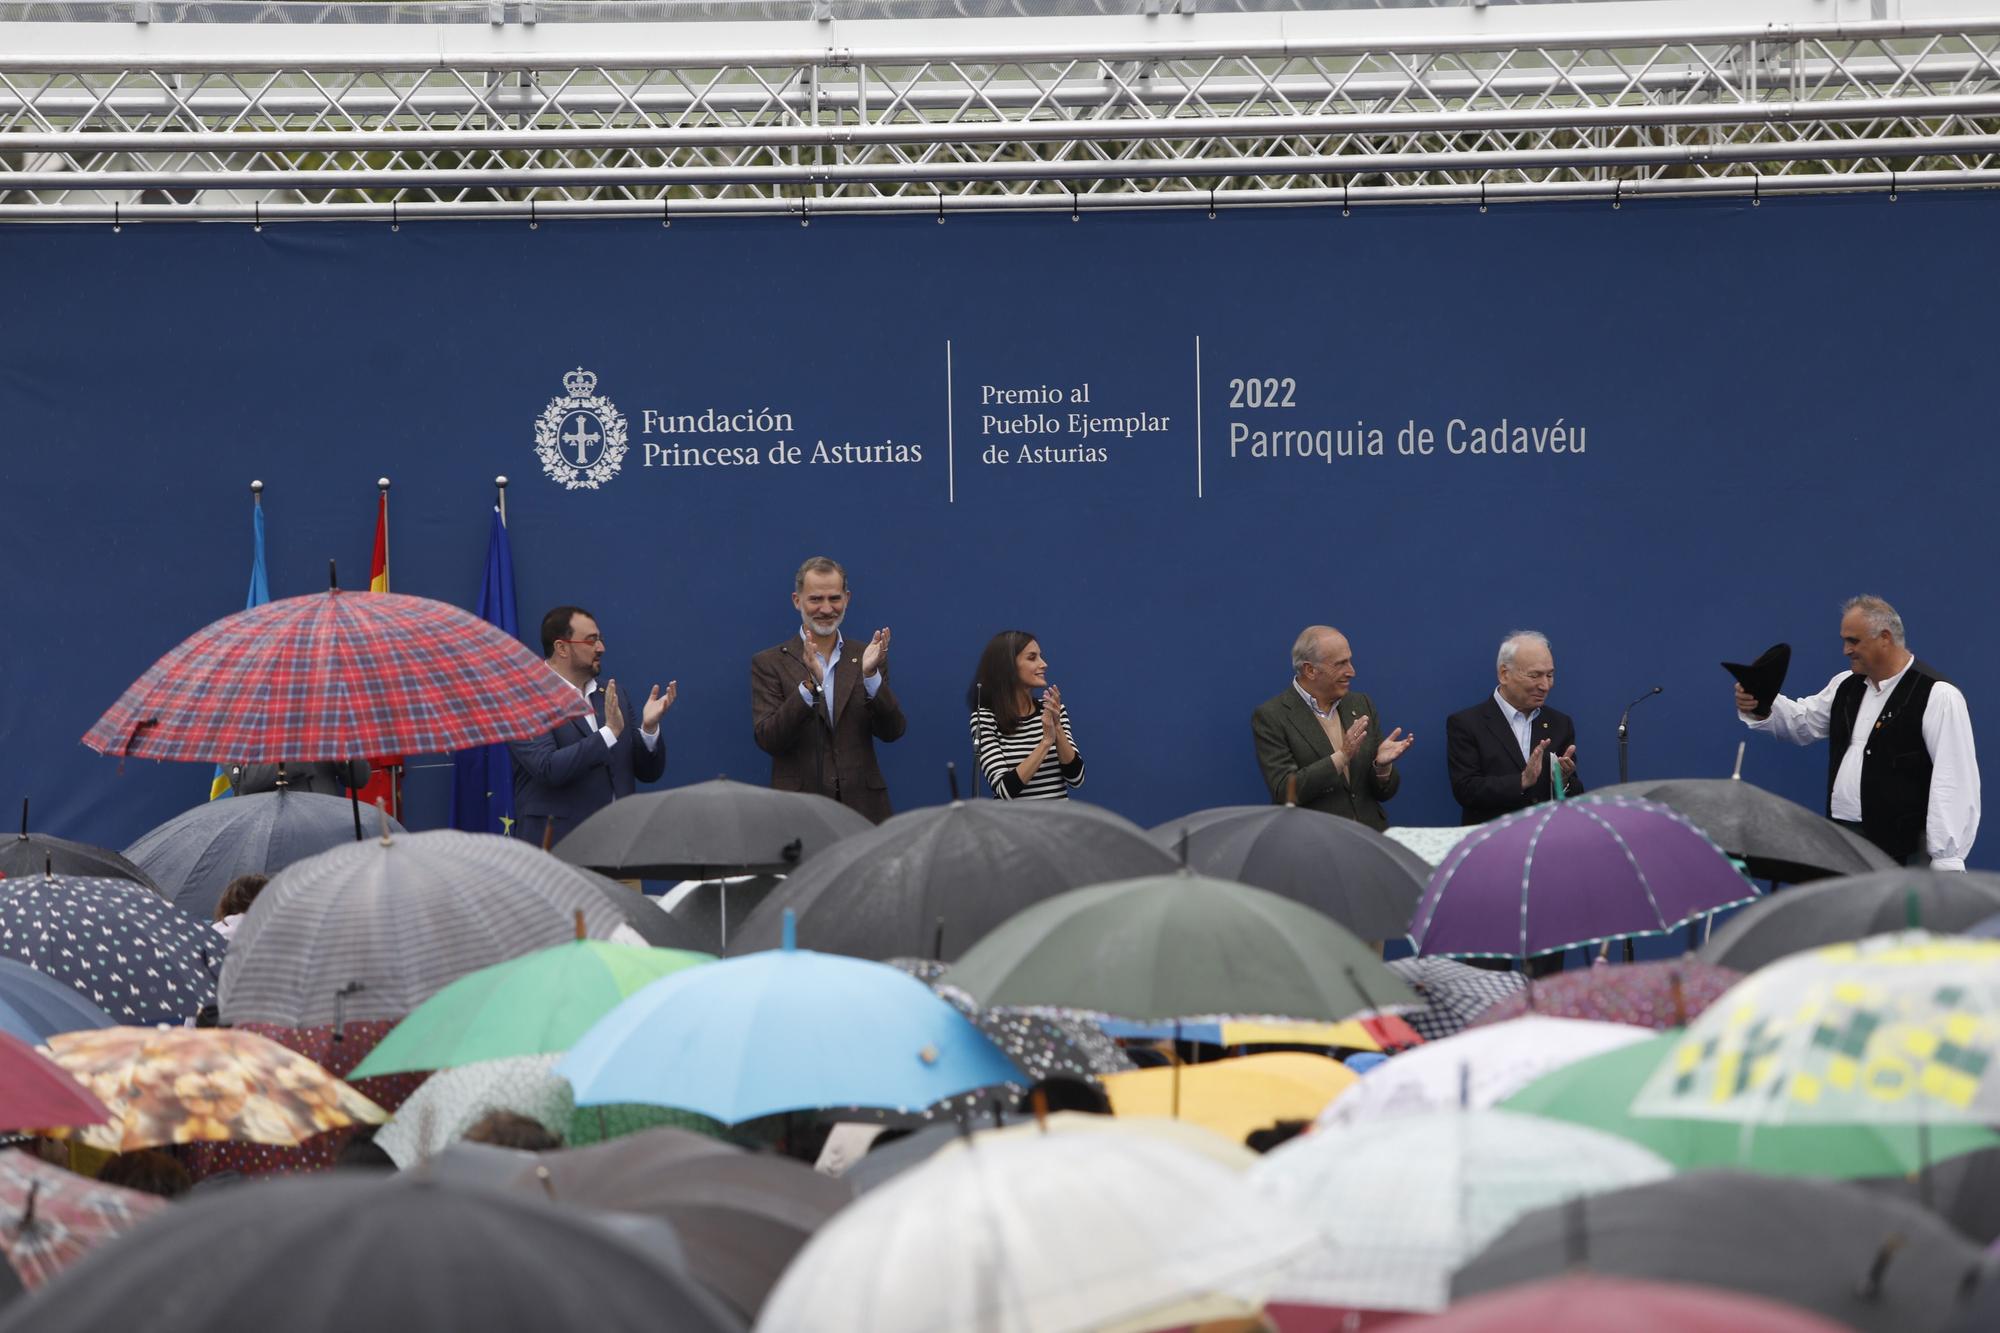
[946,761,961,803]
[376,798,393,845]
[1906,887,1922,931]
[782,908,797,952]
[574,908,586,941]
[328,559,339,591]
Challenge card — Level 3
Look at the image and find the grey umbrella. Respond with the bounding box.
[1591,778,1895,884]
[1148,803,1429,940]
[416,1129,853,1323]
[0,1173,741,1333]
[1697,869,2000,972]
[724,800,1177,962]
[1452,1171,1982,1333]
[574,868,714,951]
[554,778,872,879]
[218,829,633,1026]
[123,789,406,921]
[1860,1146,2000,1247]
[1,803,159,893]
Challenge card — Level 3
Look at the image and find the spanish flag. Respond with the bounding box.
[355,482,403,815]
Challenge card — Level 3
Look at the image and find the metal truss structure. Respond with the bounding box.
[3,0,1999,221]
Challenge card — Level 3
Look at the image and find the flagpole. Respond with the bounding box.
[495,474,508,526]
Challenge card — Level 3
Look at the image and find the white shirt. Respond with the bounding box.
[1743,657,1979,870]
[1493,688,1541,765]
[557,671,660,752]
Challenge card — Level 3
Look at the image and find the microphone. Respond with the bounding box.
[1617,685,1663,784]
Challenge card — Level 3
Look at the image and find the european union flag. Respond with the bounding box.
[449,502,520,834]
[209,493,271,801]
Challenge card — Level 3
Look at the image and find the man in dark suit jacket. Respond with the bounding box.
[1251,625,1415,831]
[1444,630,1583,825]
[509,605,674,846]
[750,557,907,824]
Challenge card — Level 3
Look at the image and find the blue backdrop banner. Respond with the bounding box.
[4,195,1994,865]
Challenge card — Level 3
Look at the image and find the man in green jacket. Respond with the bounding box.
[1251,625,1415,831]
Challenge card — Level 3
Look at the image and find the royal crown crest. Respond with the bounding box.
[535,366,629,490]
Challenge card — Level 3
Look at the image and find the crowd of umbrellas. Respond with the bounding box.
[0,585,1994,1331]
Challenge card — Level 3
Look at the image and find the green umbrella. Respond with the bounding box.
[352,940,713,1078]
[940,871,1419,1023]
[1500,1030,2000,1177]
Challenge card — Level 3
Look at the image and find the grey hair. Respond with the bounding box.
[1843,595,1906,646]
[1496,630,1551,672]
[1291,626,1335,673]
[793,556,848,593]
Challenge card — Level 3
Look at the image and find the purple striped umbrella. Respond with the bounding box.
[1409,797,1761,960]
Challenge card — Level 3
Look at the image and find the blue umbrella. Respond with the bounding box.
[0,957,117,1043]
[0,875,222,1027]
[558,914,1023,1123]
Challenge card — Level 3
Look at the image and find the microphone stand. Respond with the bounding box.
[1617,686,1664,785]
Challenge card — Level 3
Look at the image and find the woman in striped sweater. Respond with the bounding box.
[967,630,1086,800]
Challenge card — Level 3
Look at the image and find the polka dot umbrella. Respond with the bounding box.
[0,875,221,1027]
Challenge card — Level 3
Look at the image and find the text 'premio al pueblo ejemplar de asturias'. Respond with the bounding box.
[979,382,1171,465]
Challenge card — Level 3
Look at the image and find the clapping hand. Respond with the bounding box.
[641,681,678,732]
[1521,737,1549,789]
[1556,744,1578,781]
[861,628,891,676]
[1041,685,1063,732]
[603,679,625,739]
[1375,727,1414,766]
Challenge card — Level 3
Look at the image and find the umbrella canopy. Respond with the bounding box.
[941,872,1420,1024]
[1146,804,1429,940]
[1409,1275,1852,1333]
[1411,797,1761,959]
[1698,869,2000,972]
[555,778,872,879]
[123,789,407,921]
[217,829,634,1027]
[1469,959,1744,1031]
[1385,957,1526,1041]
[884,958,1134,1083]
[0,959,114,1046]
[1633,932,2000,1127]
[657,875,784,954]
[845,1113,1258,1193]
[757,1127,1315,1333]
[723,800,1177,962]
[0,818,158,896]
[38,1027,386,1152]
[1591,778,1897,883]
[352,940,713,1078]
[0,875,220,1027]
[0,1032,111,1132]
[82,588,589,763]
[1859,1145,2000,1246]
[559,929,1023,1123]
[1318,1016,1652,1126]
[375,1054,720,1167]
[1100,1053,1357,1142]
[0,1174,740,1333]
[0,1150,166,1296]
[1502,1030,2000,1177]
[415,1128,852,1322]
[1251,1108,1672,1313]
[581,871,713,950]
[1452,1171,1983,1333]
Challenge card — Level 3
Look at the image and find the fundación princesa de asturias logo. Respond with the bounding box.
[535,367,629,490]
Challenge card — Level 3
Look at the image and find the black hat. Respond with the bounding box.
[1722,643,1791,718]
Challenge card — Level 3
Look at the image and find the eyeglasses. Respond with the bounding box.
[557,635,604,647]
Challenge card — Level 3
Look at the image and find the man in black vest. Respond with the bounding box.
[1735,595,1979,869]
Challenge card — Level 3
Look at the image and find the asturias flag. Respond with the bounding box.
[450,502,520,836]
[209,492,272,801]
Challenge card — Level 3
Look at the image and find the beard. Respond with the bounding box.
[802,610,846,638]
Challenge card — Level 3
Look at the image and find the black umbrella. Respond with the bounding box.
[553,778,872,879]
[0,875,220,1027]
[123,789,407,921]
[723,800,1177,961]
[1860,1146,2000,1247]
[1697,869,2000,972]
[659,876,785,954]
[574,869,714,951]
[1147,803,1428,940]
[0,1173,741,1333]
[1453,1171,1982,1333]
[415,1129,853,1323]
[0,802,159,893]
[1591,778,1895,884]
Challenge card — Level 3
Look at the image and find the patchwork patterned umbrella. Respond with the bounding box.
[0,959,115,1045]
[0,1150,166,1293]
[1632,932,2000,1126]
[1386,957,1526,1041]
[82,588,589,763]
[1470,960,1743,1032]
[38,1027,387,1152]
[0,875,221,1027]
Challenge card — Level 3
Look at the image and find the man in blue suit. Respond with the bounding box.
[509,605,674,846]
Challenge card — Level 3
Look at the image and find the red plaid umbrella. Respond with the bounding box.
[1466,959,1743,1032]
[0,1149,166,1291]
[0,1031,112,1132]
[83,589,587,763]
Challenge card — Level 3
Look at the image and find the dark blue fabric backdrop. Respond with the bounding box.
[3,194,1993,865]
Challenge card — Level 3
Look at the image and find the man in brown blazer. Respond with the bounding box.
[750,556,908,823]
[1251,625,1415,831]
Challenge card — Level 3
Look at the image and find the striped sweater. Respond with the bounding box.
[969,705,1086,800]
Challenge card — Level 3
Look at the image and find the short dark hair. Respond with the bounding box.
[539,605,594,658]
[463,1110,562,1152]
[966,630,1039,735]
[793,557,847,593]
[214,873,268,922]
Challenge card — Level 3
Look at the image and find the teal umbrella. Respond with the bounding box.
[940,871,1418,1022]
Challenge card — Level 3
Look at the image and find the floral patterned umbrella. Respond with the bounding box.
[37,1027,386,1153]
[0,1149,165,1292]
[1469,960,1744,1032]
